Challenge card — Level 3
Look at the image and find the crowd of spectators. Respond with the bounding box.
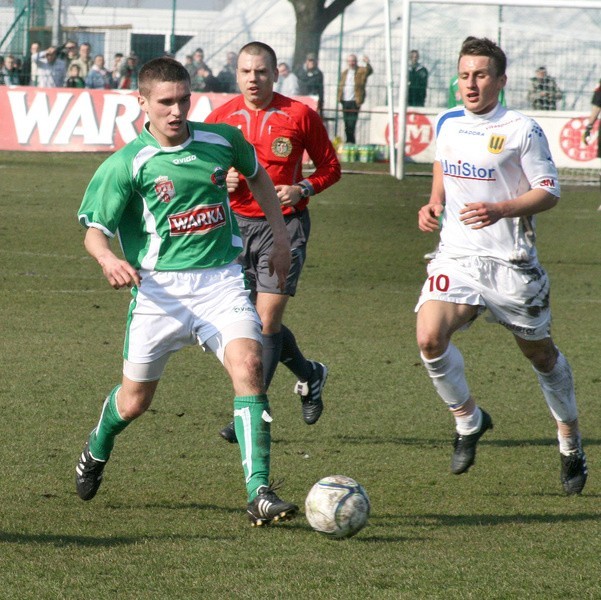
[0,40,141,89]
[0,43,327,105]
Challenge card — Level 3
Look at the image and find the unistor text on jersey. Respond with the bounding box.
[442,159,496,181]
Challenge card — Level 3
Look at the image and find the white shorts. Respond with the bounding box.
[122,263,262,381]
[415,255,552,340]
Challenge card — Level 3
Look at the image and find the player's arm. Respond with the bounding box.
[246,165,292,290]
[459,188,558,230]
[418,160,445,232]
[84,227,141,290]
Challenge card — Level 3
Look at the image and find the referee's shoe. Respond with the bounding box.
[294,360,328,425]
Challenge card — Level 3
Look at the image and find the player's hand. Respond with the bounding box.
[267,238,291,291]
[275,184,302,207]
[226,167,240,193]
[418,203,444,232]
[582,124,593,145]
[98,255,141,289]
[459,202,501,229]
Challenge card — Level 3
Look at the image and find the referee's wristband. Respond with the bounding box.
[296,181,312,198]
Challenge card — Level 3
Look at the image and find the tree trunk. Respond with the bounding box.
[288,0,356,71]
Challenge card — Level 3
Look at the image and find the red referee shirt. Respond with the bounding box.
[205,92,340,218]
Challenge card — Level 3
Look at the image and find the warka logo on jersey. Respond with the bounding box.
[168,204,226,236]
[154,175,175,203]
[271,136,292,157]
[488,135,506,154]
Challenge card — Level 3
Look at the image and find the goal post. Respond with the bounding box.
[393,0,601,185]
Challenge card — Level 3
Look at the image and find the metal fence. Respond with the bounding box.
[2,2,601,148]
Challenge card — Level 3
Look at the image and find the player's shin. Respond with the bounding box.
[234,394,271,501]
[421,344,479,434]
[262,332,283,389]
[532,351,580,452]
[88,385,131,461]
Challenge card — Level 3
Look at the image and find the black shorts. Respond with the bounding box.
[236,210,311,297]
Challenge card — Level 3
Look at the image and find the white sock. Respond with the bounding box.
[455,406,482,436]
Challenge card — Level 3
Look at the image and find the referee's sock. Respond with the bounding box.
[280,324,312,382]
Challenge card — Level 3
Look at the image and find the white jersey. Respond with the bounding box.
[435,103,560,264]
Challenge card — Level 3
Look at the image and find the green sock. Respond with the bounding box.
[88,385,130,461]
[234,394,271,502]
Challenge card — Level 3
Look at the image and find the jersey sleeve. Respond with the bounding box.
[229,126,259,180]
[300,106,341,193]
[520,119,560,197]
[77,152,135,237]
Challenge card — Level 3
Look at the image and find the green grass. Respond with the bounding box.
[2,151,601,599]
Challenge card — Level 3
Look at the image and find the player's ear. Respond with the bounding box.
[138,93,148,112]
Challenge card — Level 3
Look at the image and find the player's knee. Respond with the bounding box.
[416,329,448,359]
[117,389,154,419]
[523,341,558,373]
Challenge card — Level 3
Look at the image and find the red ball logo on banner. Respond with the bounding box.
[385,112,433,157]
[560,116,598,162]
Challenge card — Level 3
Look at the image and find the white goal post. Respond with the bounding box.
[393,0,601,184]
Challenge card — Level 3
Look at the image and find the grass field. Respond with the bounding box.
[2,151,601,599]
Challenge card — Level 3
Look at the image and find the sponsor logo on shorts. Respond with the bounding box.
[172,155,197,165]
[272,136,292,157]
[210,166,228,189]
[441,159,496,181]
[488,134,506,154]
[154,176,175,203]
[233,306,257,314]
[498,320,537,336]
[168,204,226,236]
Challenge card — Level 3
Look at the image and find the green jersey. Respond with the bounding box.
[78,121,259,271]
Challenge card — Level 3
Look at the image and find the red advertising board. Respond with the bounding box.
[0,87,316,152]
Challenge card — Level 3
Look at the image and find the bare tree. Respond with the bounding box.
[288,0,357,70]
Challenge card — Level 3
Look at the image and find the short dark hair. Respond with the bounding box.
[238,41,277,71]
[458,36,507,77]
[138,57,190,97]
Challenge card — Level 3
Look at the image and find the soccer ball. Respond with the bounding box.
[305,475,370,539]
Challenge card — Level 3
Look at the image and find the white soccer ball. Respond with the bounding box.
[305,475,370,539]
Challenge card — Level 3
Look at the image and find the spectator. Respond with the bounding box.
[70,42,93,79]
[111,53,124,87]
[191,47,212,76]
[64,63,86,88]
[296,53,324,115]
[61,40,79,65]
[191,63,219,92]
[216,51,238,93]
[528,66,562,110]
[274,62,299,96]
[337,54,373,144]
[0,56,4,85]
[33,46,67,88]
[85,54,113,89]
[22,42,40,86]
[118,53,139,90]
[183,54,195,79]
[408,49,428,106]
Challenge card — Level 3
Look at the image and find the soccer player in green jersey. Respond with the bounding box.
[75,56,298,526]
